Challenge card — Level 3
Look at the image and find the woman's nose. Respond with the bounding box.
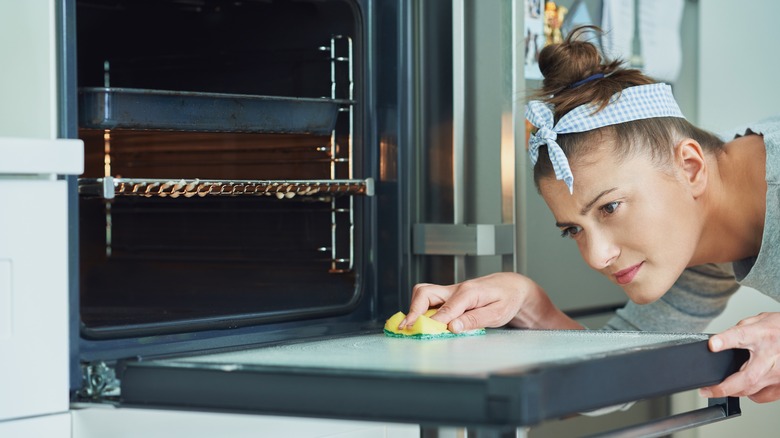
[580,230,620,271]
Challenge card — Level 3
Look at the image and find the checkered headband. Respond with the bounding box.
[526,83,685,194]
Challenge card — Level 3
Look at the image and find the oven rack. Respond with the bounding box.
[78,177,374,200]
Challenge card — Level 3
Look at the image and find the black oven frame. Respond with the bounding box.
[58,0,422,395]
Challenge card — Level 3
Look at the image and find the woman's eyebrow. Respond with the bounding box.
[553,187,619,228]
[580,188,618,215]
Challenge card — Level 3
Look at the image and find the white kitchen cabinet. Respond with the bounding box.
[0,413,71,438]
[71,407,419,438]
[0,138,83,433]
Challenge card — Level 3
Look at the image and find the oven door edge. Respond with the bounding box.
[110,332,747,430]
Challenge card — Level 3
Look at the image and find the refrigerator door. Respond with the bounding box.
[116,330,746,429]
[0,138,83,421]
[412,0,522,284]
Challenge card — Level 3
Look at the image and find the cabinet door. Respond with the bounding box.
[0,179,70,421]
[0,413,70,438]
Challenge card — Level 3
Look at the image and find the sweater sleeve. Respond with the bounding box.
[601,263,740,332]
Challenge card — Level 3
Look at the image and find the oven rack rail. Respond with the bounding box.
[78,177,374,200]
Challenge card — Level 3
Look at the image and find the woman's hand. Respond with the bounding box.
[700,312,780,403]
[399,272,582,333]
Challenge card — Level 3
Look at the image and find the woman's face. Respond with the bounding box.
[539,145,702,304]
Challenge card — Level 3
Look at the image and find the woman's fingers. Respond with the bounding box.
[446,303,513,333]
[399,283,453,329]
[701,312,780,403]
[401,273,531,331]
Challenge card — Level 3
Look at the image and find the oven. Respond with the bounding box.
[64,0,413,392]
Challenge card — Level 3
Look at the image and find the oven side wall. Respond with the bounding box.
[58,0,82,396]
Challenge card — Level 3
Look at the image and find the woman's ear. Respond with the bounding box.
[674,138,707,197]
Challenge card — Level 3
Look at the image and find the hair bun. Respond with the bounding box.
[537,33,604,92]
[530,26,654,119]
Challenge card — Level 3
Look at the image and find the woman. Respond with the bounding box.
[399,28,780,403]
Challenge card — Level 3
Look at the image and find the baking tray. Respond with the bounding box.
[78,87,344,135]
[118,329,747,429]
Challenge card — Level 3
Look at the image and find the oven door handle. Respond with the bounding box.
[444,0,521,279]
[412,223,514,256]
[583,397,741,438]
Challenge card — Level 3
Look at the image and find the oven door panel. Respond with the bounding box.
[115,330,746,429]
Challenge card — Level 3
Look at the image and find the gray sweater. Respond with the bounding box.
[604,115,780,332]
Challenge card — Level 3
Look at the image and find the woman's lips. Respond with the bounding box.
[614,262,644,285]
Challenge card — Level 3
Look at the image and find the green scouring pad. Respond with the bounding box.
[383,310,486,339]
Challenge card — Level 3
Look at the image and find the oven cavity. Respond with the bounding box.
[74,0,367,338]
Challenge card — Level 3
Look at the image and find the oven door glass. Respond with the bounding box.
[115,330,746,428]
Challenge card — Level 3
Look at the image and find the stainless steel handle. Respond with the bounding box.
[584,397,741,438]
[417,0,521,278]
[413,223,515,256]
[452,0,466,280]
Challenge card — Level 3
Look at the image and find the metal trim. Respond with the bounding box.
[413,223,515,256]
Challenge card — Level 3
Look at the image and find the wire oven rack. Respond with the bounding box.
[78,177,374,199]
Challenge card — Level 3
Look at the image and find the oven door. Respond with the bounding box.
[114,330,746,433]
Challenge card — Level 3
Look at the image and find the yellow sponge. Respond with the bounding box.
[383,309,486,339]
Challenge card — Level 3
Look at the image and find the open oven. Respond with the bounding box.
[65,0,414,390]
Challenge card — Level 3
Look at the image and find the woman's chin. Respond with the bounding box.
[623,286,664,305]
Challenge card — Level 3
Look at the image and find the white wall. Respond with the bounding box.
[696,1,780,132]
[0,0,58,138]
[674,2,780,437]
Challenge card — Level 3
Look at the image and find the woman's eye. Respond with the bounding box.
[601,201,621,215]
[560,226,582,239]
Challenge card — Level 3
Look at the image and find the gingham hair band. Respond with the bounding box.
[526,83,685,194]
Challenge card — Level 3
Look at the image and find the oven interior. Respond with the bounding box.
[74,0,369,339]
